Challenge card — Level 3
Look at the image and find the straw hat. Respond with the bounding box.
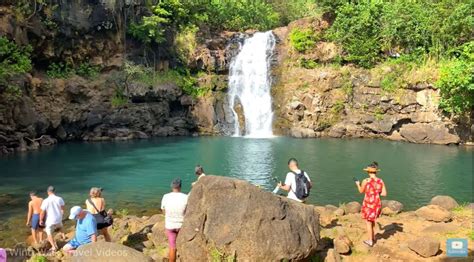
[363,166,380,173]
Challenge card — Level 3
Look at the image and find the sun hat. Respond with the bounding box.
[69,206,83,220]
[363,166,379,173]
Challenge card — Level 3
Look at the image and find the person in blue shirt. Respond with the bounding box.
[63,206,97,253]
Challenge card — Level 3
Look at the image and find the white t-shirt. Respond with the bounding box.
[284,169,311,202]
[161,192,188,229]
[40,194,65,226]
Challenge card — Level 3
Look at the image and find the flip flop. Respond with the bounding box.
[363,240,374,247]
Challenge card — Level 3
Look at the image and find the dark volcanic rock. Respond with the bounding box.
[177,176,320,261]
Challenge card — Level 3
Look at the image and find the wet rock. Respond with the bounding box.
[72,242,153,262]
[344,202,361,214]
[408,237,440,258]
[415,205,452,222]
[39,135,57,146]
[429,195,459,211]
[177,176,320,261]
[133,131,149,139]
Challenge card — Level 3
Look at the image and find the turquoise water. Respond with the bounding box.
[0,137,472,245]
[1,137,472,218]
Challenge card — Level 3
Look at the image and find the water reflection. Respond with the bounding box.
[226,138,275,187]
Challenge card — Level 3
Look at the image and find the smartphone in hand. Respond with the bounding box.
[352,177,359,182]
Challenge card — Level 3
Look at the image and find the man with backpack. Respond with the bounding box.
[277,158,312,202]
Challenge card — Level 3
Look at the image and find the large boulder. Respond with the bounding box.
[381,200,403,215]
[177,176,320,261]
[408,237,440,258]
[398,123,460,144]
[72,242,153,262]
[415,205,452,222]
[429,195,459,211]
[344,202,361,214]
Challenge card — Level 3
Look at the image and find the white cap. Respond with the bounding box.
[69,206,82,220]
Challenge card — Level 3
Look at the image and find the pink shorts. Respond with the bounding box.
[165,228,180,249]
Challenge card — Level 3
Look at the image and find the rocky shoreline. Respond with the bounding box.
[3,176,473,261]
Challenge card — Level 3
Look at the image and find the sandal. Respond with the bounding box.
[363,240,374,247]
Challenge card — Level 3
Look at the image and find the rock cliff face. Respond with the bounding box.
[1,3,471,155]
[188,33,245,136]
[0,1,200,154]
[0,73,197,154]
[271,17,473,145]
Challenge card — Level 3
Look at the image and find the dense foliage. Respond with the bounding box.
[5,0,473,114]
[128,5,172,44]
[0,36,32,100]
[129,0,319,40]
[0,37,32,81]
[325,0,474,68]
[289,28,319,53]
[437,43,474,114]
[46,62,99,79]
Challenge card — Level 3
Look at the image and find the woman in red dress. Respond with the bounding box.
[355,162,387,247]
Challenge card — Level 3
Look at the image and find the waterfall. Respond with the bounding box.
[228,31,276,138]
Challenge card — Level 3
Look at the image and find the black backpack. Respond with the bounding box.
[293,170,311,199]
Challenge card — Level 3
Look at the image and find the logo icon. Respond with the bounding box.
[447,238,468,257]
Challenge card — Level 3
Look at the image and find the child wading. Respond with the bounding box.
[355,162,387,247]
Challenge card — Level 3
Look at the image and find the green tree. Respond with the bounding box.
[327,1,384,68]
[128,5,172,44]
[437,42,474,114]
[0,37,32,101]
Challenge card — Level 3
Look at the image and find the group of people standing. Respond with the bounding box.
[276,159,387,247]
[26,160,386,259]
[26,186,112,253]
[160,160,387,262]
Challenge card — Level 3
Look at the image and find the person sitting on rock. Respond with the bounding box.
[192,165,206,186]
[26,191,44,245]
[161,178,188,262]
[40,186,65,252]
[277,158,312,202]
[354,161,387,247]
[63,206,97,253]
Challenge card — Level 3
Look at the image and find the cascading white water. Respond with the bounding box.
[228,31,276,138]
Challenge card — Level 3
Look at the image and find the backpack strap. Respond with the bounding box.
[87,198,100,213]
